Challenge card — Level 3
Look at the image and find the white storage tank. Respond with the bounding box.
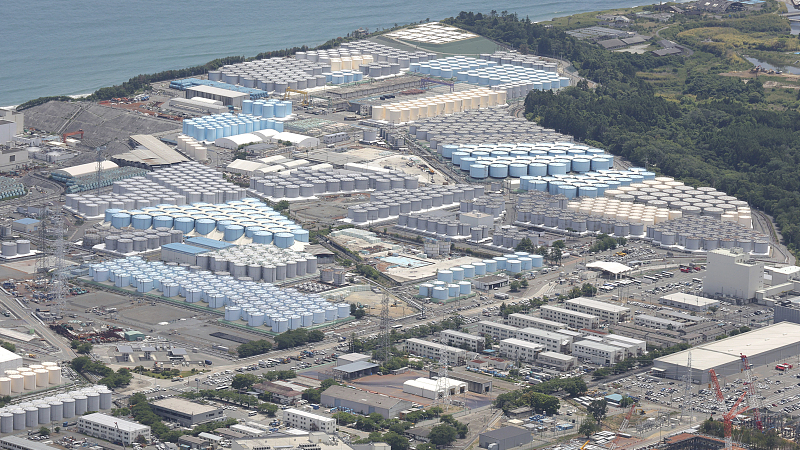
[34,369,48,387]
[61,398,75,418]
[336,303,350,318]
[47,366,61,385]
[325,306,337,321]
[312,309,325,324]
[458,281,471,295]
[49,401,63,422]
[25,407,37,427]
[11,409,25,430]
[73,395,88,415]
[0,412,12,433]
[21,372,35,390]
[274,318,289,333]
[37,403,51,424]
[9,375,22,392]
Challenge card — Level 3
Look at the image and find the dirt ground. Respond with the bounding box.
[345,290,412,319]
[720,70,800,88]
[348,371,495,409]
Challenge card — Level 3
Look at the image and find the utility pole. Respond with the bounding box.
[49,212,67,314]
[379,290,391,364]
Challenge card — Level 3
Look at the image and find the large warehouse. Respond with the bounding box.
[653,322,800,384]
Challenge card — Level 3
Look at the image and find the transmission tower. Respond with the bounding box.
[681,351,692,423]
[95,145,106,190]
[34,206,50,276]
[379,289,391,363]
[436,310,451,408]
[48,212,68,314]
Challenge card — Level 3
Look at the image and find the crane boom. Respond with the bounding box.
[740,354,764,430]
[709,368,724,403]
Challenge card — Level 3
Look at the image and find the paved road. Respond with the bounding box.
[0,290,76,360]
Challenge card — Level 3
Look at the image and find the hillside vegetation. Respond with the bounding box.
[443,10,800,256]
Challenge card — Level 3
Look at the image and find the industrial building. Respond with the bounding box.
[253,381,303,405]
[150,398,224,426]
[404,338,468,365]
[498,338,544,363]
[169,97,230,115]
[564,297,630,323]
[402,377,467,399]
[479,321,519,341]
[653,322,800,383]
[441,329,485,352]
[185,85,249,109]
[514,328,573,353]
[0,147,28,172]
[0,436,61,450]
[11,218,39,233]
[635,314,687,330]
[78,413,151,446]
[447,372,493,393]
[571,340,625,366]
[537,351,578,371]
[603,334,647,357]
[113,135,189,169]
[336,353,371,367]
[506,314,567,332]
[283,408,335,433]
[472,275,510,291]
[540,305,599,330]
[479,426,532,450]
[659,293,720,311]
[320,385,412,419]
[160,243,209,265]
[232,434,354,450]
[331,361,380,380]
[0,347,22,375]
[704,248,764,301]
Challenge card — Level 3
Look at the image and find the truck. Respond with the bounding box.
[494,293,509,300]
[204,360,212,366]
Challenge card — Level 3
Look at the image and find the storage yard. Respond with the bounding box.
[3,18,800,450]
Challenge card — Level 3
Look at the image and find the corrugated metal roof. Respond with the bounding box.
[162,243,210,255]
[115,135,188,167]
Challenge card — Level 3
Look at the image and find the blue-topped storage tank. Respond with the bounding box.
[224,225,244,241]
[591,158,611,171]
[470,164,489,179]
[132,214,152,230]
[174,217,195,233]
[558,184,577,199]
[579,186,598,198]
[153,216,173,229]
[242,100,253,114]
[293,229,309,243]
[459,157,476,171]
[274,232,295,248]
[442,145,458,158]
[548,162,567,176]
[528,163,547,176]
[195,218,216,235]
[252,231,273,244]
[531,180,548,192]
[531,254,544,267]
[489,163,508,178]
[483,259,497,272]
[216,220,233,232]
[244,226,263,238]
[508,163,527,178]
[451,151,468,165]
[111,213,131,228]
[572,158,591,173]
[104,209,121,222]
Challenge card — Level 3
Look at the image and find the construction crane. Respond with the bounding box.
[740,354,764,430]
[283,88,309,106]
[620,401,637,432]
[580,440,590,450]
[722,391,750,450]
[61,129,84,143]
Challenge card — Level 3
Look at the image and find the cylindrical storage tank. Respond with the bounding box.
[458,280,471,295]
[530,254,543,267]
[15,240,30,254]
[1,242,16,257]
[337,303,350,318]
[325,306,337,321]
[461,264,475,278]
[73,395,87,415]
[34,369,47,387]
[432,287,448,300]
[61,398,75,418]
[224,225,244,241]
[21,372,35,390]
[312,309,325,324]
[49,401,63,422]
[132,214,152,230]
[195,218,216,235]
[0,412,11,433]
[489,163,509,178]
[447,284,459,298]
[508,259,522,273]
[25,407,37,427]
[225,307,242,321]
[12,409,25,430]
[174,217,195,233]
[9,375,22,393]
[274,232,295,248]
[437,270,453,283]
[37,403,50,424]
[451,267,464,280]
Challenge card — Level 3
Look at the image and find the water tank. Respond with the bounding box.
[489,163,508,178]
[312,309,326,323]
[419,284,433,297]
[274,232,295,248]
[34,369,47,387]
[531,255,543,267]
[25,407,37,427]
[48,366,61,385]
[132,214,152,230]
[37,403,51,424]
[437,270,453,283]
[0,412,11,433]
[225,307,242,321]
[49,401,63,422]
[15,240,30,254]
[174,217,195,233]
[73,395,87,415]
[274,317,289,332]
[336,303,350,318]
[458,281,471,295]
[447,284,459,298]
[432,287,448,300]
[9,375,22,392]
[325,306,338,321]
[1,242,16,257]
[61,398,75,418]
[483,259,498,272]
[450,267,464,280]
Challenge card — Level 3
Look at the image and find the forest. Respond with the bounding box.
[445,11,800,256]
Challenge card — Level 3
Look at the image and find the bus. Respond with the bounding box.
[216,385,231,391]
[643,276,658,283]
[692,278,702,283]
[391,324,404,330]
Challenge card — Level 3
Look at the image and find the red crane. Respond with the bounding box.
[740,354,764,431]
[61,129,83,143]
[723,391,750,450]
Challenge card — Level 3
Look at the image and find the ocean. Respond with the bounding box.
[2,0,652,106]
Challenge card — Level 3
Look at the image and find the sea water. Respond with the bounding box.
[2,0,655,106]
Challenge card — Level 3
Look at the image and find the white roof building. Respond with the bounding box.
[0,346,22,375]
[403,377,467,399]
[214,133,264,149]
[273,132,319,148]
[51,160,118,179]
[226,159,268,176]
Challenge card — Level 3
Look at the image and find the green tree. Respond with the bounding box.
[54,426,60,434]
[0,341,15,353]
[579,419,600,437]
[351,303,366,319]
[383,431,410,450]
[302,388,321,404]
[258,403,278,417]
[587,399,608,424]
[509,280,521,291]
[231,373,258,390]
[39,426,50,436]
[135,435,148,445]
[620,396,636,408]
[428,424,458,447]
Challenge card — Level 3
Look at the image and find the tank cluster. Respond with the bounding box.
[0,362,62,396]
[647,216,769,253]
[88,256,349,331]
[105,197,307,246]
[84,228,183,254]
[397,193,505,239]
[64,162,246,217]
[337,40,438,77]
[0,240,31,258]
[371,87,507,123]
[411,108,569,149]
[346,184,486,224]
[182,110,290,142]
[410,55,569,99]
[250,166,420,200]
[196,243,318,281]
[0,385,111,433]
